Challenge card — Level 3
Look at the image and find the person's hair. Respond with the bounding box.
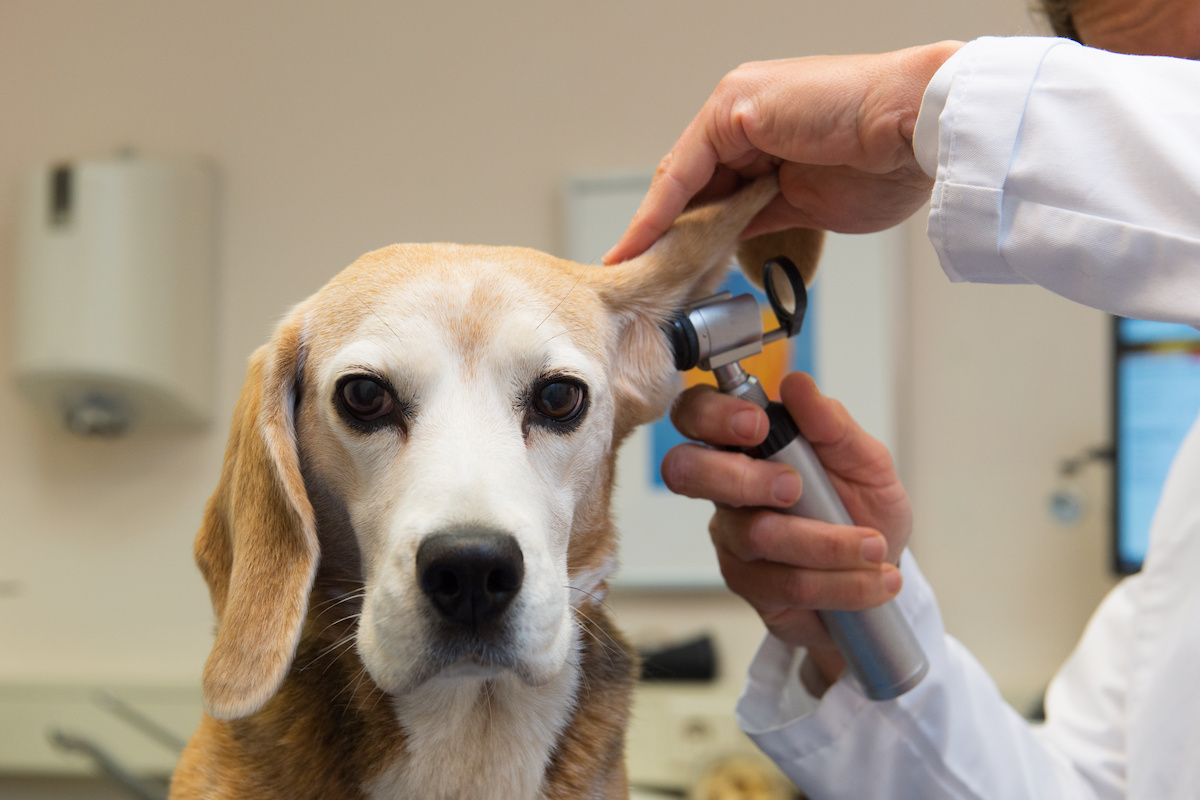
[1037,0,1083,41]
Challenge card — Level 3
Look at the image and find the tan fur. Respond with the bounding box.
[194,317,319,720]
[173,177,822,799]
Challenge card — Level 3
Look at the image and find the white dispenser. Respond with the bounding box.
[12,156,217,435]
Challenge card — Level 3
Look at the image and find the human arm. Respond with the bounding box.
[613,36,1200,322]
[917,36,1200,324]
[603,41,965,265]
[667,377,1127,798]
[662,372,908,686]
[736,556,1129,800]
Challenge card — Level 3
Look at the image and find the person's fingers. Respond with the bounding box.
[661,443,801,508]
[687,164,745,209]
[605,44,963,264]
[603,123,726,264]
[738,192,821,241]
[716,545,902,613]
[778,372,895,483]
[776,372,912,561]
[743,161,934,239]
[670,384,768,448]
[711,507,888,569]
[753,604,839,650]
[604,69,775,265]
[777,372,848,444]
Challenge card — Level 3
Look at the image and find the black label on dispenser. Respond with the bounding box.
[50,164,73,227]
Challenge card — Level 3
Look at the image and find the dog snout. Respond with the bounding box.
[416,529,525,626]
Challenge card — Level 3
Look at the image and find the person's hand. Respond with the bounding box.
[660,372,912,685]
[604,42,963,265]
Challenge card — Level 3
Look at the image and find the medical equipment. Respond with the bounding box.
[664,257,928,700]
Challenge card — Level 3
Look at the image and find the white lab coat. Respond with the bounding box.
[736,37,1200,799]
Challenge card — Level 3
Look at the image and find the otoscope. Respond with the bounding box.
[665,257,929,700]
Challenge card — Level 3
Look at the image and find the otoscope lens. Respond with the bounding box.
[763,257,807,338]
[767,263,796,315]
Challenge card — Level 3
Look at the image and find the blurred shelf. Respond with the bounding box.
[0,683,200,777]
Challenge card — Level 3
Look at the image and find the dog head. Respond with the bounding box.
[193,178,822,720]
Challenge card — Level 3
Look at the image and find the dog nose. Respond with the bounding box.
[416,529,525,626]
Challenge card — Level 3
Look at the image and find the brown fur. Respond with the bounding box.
[173,177,822,799]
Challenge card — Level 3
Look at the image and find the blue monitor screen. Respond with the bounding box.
[1114,318,1200,573]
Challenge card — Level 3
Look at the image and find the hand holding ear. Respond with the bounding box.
[604,42,963,265]
[660,372,912,686]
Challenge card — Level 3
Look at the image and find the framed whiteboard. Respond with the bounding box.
[564,173,903,587]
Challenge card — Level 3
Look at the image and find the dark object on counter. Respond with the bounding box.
[639,634,718,682]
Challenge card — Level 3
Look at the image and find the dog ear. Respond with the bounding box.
[591,177,824,435]
[193,315,318,720]
[735,227,824,291]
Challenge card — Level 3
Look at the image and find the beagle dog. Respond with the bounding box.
[170,178,821,800]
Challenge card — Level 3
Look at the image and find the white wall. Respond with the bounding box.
[0,0,1108,707]
[902,239,1117,701]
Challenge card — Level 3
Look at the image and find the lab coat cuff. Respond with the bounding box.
[926,36,1079,285]
[913,48,962,179]
[736,551,940,759]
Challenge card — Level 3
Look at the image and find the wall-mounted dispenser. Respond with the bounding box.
[12,156,216,435]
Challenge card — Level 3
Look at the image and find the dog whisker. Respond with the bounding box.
[348,669,384,718]
[567,656,593,699]
[367,681,390,716]
[312,609,365,642]
[570,606,625,673]
[295,632,357,674]
[317,633,361,666]
[332,665,375,718]
[482,679,496,726]
[310,588,366,614]
[563,584,614,615]
[294,629,361,675]
[344,285,405,348]
[349,669,369,707]
[534,262,595,331]
[571,617,619,665]
[538,325,587,347]
[568,603,620,648]
[330,671,358,713]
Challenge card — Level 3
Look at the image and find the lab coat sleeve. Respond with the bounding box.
[1032,576,1136,797]
[918,36,1200,325]
[736,553,1124,799]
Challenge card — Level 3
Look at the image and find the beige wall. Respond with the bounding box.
[0,0,1111,704]
[902,230,1117,703]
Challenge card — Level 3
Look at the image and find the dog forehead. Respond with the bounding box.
[303,243,612,373]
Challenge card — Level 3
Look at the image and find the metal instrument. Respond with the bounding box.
[664,257,928,700]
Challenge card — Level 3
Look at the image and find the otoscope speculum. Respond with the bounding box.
[666,256,809,372]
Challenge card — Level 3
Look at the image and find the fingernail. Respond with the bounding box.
[731,409,761,441]
[861,536,886,563]
[772,472,801,504]
[883,566,902,594]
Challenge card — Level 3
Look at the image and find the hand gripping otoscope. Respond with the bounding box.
[665,257,929,700]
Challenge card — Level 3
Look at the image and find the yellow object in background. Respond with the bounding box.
[691,755,799,800]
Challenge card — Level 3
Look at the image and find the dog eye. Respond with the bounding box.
[531,379,586,423]
[340,377,395,423]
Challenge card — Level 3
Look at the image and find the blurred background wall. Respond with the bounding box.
[0,0,1115,775]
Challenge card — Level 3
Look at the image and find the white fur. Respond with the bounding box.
[367,641,582,800]
[568,551,619,604]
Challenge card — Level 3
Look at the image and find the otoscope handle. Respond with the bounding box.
[749,402,929,700]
